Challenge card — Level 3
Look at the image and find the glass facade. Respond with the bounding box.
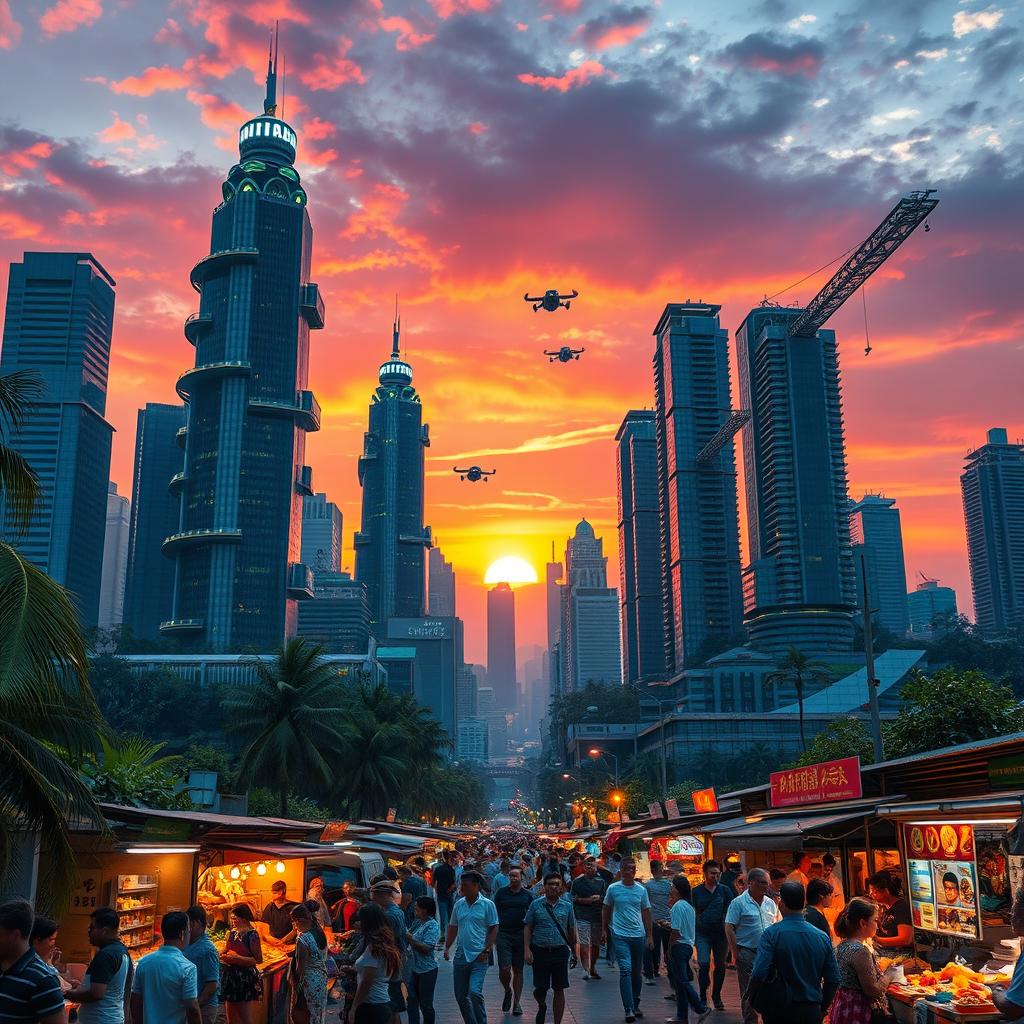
[849,494,909,635]
[428,546,456,617]
[0,252,116,628]
[295,571,370,653]
[301,492,342,573]
[487,583,517,710]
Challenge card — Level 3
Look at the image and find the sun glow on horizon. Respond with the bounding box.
[484,555,539,586]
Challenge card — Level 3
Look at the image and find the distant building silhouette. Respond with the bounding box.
[428,545,456,616]
[487,583,518,710]
[0,252,116,628]
[301,492,342,574]
[849,494,909,636]
[296,571,370,654]
[546,546,563,692]
[907,578,958,638]
[99,482,130,630]
[961,427,1024,634]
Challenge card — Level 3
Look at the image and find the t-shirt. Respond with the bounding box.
[450,896,499,962]
[0,949,65,1024]
[433,863,456,900]
[494,887,533,931]
[876,899,913,948]
[570,875,607,924]
[401,874,428,924]
[261,901,297,940]
[523,896,576,949]
[407,919,440,975]
[383,903,409,955]
[131,945,198,1024]
[354,950,392,1004]
[603,881,651,939]
[1003,945,1024,1008]
[79,940,131,1024]
[805,906,831,940]
[595,867,614,886]
[644,878,673,923]
[670,899,696,946]
[183,935,220,1009]
[693,883,733,935]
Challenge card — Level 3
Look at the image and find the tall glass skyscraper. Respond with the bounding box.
[0,251,116,628]
[354,317,431,632]
[849,494,909,636]
[428,545,456,616]
[736,307,856,654]
[163,52,324,650]
[652,303,744,671]
[487,582,517,710]
[961,427,1024,634]
[301,492,342,574]
[98,482,130,630]
[616,410,667,683]
[123,403,185,642]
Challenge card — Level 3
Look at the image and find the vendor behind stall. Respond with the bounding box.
[866,870,914,955]
[992,886,1024,1020]
[260,882,296,942]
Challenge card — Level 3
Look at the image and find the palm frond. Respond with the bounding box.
[0,371,45,428]
[0,446,40,533]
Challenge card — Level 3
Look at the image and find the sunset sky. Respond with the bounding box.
[1,0,1021,665]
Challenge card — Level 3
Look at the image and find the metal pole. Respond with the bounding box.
[660,701,668,795]
[860,550,884,762]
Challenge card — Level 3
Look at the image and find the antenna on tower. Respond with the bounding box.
[264,21,279,115]
[392,294,401,359]
[282,54,286,120]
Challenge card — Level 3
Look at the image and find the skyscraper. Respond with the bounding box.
[296,571,370,653]
[616,409,667,683]
[354,315,431,632]
[559,519,622,690]
[907,578,958,637]
[545,545,562,690]
[428,545,456,616]
[849,494,909,636]
[0,251,116,628]
[98,482,130,630]
[961,427,1024,634]
[736,306,857,654]
[163,47,324,650]
[123,403,185,643]
[652,303,744,672]
[487,583,517,710]
[301,492,342,574]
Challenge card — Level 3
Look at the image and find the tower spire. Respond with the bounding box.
[264,20,279,115]
[392,294,401,359]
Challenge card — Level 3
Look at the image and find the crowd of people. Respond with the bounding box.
[7,831,1024,1024]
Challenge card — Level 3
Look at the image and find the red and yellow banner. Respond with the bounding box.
[769,756,862,808]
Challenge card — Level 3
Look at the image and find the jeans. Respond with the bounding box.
[452,956,489,1024]
[612,935,646,1015]
[669,943,706,1022]
[407,968,437,1024]
[438,895,455,935]
[695,930,728,1004]
[735,946,758,1024]
[644,924,672,978]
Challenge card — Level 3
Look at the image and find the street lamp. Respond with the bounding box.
[561,771,582,800]
[609,789,624,825]
[588,747,620,787]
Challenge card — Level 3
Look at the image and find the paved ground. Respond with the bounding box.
[425,956,746,1024]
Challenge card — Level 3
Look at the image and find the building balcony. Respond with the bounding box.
[159,618,205,635]
[176,360,252,400]
[287,562,315,600]
[168,470,188,495]
[248,389,320,432]
[176,425,188,450]
[189,247,258,291]
[300,283,325,330]
[295,464,313,496]
[162,527,242,556]
[183,312,213,346]
[398,528,432,547]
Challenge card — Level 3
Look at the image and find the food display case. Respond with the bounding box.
[114,875,160,959]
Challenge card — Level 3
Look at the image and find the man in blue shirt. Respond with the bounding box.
[993,886,1024,1019]
[523,875,577,1024]
[445,871,499,1024]
[130,912,201,1024]
[749,882,839,1024]
[692,860,733,1011]
[601,857,653,1023]
[183,906,219,1024]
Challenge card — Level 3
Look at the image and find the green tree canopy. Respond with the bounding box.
[787,717,877,768]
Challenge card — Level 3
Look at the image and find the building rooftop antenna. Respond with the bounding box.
[392,294,401,359]
[263,21,279,115]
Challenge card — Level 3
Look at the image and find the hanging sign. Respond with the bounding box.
[664,798,680,819]
[648,802,664,819]
[693,788,719,813]
[903,823,980,939]
[769,756,862,808]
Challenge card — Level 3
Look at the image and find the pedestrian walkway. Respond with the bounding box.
[426,957,746,1024]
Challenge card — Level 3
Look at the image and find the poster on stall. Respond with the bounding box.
[903,823,981,940]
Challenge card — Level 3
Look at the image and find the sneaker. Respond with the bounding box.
[635,1012,645,1019]
[696,1009,713,1024]
[590,972,602,980]
[513,1004,523,1017]
[625,1015,636,1023]
[502,989,513,1012]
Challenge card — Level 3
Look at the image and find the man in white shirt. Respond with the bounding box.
[445,870,499,1024]
[724,868,781,1024]
[601,858,653,1024]
[130,912,200,1024]
[668,877,712,1024]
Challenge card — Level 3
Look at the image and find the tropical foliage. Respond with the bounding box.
[78,736,191,809]
[787,716,877,769]
[764,647,833,752]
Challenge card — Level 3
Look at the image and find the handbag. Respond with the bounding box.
[540,902,579,969]
[750,962,791,1017]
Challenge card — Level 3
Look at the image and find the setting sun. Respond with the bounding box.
[484,555,539,586]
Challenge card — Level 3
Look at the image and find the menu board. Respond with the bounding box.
[903,823,981,940]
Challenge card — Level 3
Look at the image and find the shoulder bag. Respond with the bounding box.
[540,902,579,970]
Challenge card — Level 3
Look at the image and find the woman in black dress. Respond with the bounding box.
[220,904,264,1024]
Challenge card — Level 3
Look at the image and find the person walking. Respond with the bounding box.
[523,874,577,1024]
[218,904,263,1024]
[399,868,428,928]
[829,898,896,1024]
[347,905,401,1024]
[405,897,440,1024]
[444,870,498,1024]
[601,857,653,1024]
[0,900,67,1024]
[570,857,606,980]
[691,861,732,1011]
[368,881,407,1024]
[131,912,201,1024]
[665,876,711,1024]
[724,867,780,1024]
[804,880,834,940]
[433,852,458,946]
[643,861,673,984]
[747,882,839,1024]
[289,905,328,1024]
[65,907,131,1024]
[494,867,533,1016]
[184,906,220,1024]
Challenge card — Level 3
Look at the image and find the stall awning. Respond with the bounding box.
[874,791,1024,820]
[709,809,877,852]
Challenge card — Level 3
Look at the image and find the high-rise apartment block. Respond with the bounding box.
[616,409,667,683]
[163,58,324,650]
[849,494,909,636]
[0,251,116,628]
[301,493,341,574]
[123,403,185,642]
[428,546,456,616]
[961,427,1024,634]
[98,482,130,630]
[652,303,744,672]
[736,306,856,654]
[907,578,958,637]
[295,572,370,653]
[354,318,431,632]
[487,583,517,710]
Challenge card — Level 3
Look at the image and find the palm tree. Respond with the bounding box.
[764,647,833,753]
[332,709,408,819]
[0,371,106,908]
[224,639,350,817]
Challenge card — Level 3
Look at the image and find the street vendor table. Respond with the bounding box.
[888,988,1003,1023]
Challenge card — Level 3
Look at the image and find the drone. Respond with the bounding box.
[453,465,497,483]
[544,345,585,363]
[524,288,579,313]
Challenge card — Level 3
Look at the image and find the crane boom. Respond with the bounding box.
[788,189,938,338]
[696,409,752,466]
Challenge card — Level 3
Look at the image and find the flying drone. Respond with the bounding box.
[544,345,585,363]
[453,465,497,483]
[524,288,579,313]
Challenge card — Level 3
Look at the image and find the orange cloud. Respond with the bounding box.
[303,116,336,141]
[0,0,21,48]
[468,122,487,135]
[428,0,496,17]
[39,0,101,36]
[588,23,648,50]
[111,64,192,96]
[98,113,136,143]
[379,15,435,50]
[518,60,607,92]
[300,39,366,90]
[0,140,54,176]
[0,210,44,239]
[186,89,251,138]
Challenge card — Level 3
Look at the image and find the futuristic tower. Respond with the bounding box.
[162,41,324,650]
[354,316,432,632]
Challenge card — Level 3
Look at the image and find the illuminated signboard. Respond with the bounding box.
[239,118,297,149]
[380,361,413,379]
[769,756,862,808]
[693,788,719,813]
[903,823,981,940]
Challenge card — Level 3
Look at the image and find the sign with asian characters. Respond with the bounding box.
[386,808,397,823]
[647,802,664,819]
[320,821,349,843]
[769,756,862,808]
[692,788,719,813]
[664,798,680,819]
[69,871,102,915]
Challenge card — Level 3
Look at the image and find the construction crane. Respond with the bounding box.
[695,189,938,467]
